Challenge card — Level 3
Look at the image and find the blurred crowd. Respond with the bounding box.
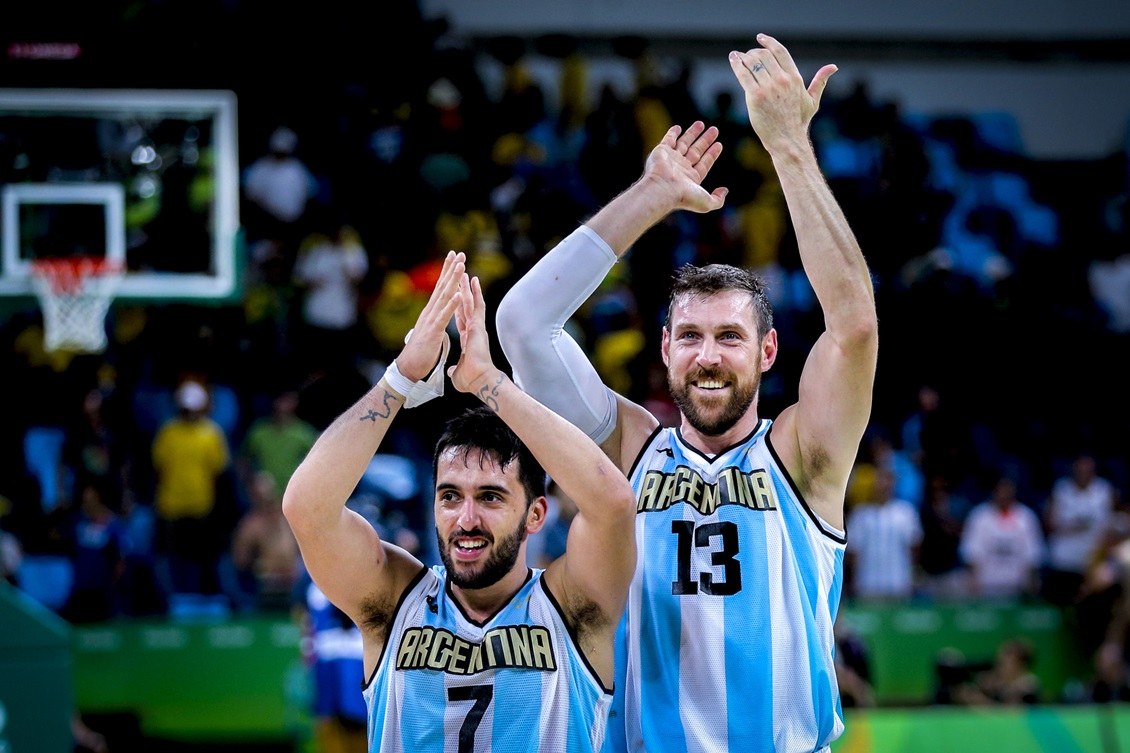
[2,7,1130,711]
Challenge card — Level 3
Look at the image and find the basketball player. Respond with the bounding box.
[283,251,636,752]
[496,35,878,752]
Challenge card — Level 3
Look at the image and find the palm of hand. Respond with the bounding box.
[448,340,491,394]
[645,145,717,213]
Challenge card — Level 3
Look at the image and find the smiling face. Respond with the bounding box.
[433,445,544,590]
[663,289,776,437]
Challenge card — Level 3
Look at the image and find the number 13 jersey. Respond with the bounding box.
[612,419,846,753]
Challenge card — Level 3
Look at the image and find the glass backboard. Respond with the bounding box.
[0,89,238,300]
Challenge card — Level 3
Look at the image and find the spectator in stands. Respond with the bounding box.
[1042,452,1118,605]
[116,490,165,617]
[1079,512,1130,700]
[238,387,319,498]
[960,476,1044,599]
[242,125,319,270]
[846,465,923,600]
[954,638,1042,705]
[230,471,300,612]
[918,472,973,599]
[151,380,231,595]
[900,383,974,491]
[63,478,126,623]
[62,387,127,504]
[292,211,370,371]
[296,574,367,753]
[864,426,924,507]
[1090,636,1130,703]
[834,616,875,708]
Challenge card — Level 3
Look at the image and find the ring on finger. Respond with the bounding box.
[751,62,765,74]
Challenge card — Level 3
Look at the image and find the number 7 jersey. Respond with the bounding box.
[364,566,613,753]
[611,420,846,753]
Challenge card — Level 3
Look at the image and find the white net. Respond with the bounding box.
[29,259,123,352]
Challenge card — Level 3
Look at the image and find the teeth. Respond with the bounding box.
[456,541,486,550]
[697,380,726,389]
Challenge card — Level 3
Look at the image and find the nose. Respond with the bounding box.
[455,498,481,530]
[696,337,721,367]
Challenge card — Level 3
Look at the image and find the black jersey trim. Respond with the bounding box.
[447,567,535,628]
[674,420,765,465]
[363,565,430,690]
[764,432,847,545]
[626,424,664,479]
[538,577,615,696]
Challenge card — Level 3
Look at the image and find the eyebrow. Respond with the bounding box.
[436,482,511,495]
[672,320,751,333]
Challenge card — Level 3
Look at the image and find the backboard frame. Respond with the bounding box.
[0,89,239,300]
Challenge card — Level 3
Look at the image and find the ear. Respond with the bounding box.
[525,496,549,535]
[760,328,779,372]
[661,326,671,367]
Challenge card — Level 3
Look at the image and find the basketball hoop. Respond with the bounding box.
[29,257,123,353]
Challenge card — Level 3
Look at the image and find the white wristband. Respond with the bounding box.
[384,331,450,408]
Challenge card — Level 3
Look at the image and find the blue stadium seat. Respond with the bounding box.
[17,554,74,612]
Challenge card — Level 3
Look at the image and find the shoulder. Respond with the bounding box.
[610,393,661,472]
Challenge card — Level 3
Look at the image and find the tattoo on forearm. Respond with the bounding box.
[476,374,505,413]
[359,390,399,422]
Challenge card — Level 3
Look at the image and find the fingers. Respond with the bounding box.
[661,124,682,151]
[684,124,720,166]
[456,272,472,331]
[808,64,838,107]
[423,251,465,315]
[756,33,799,78]
[694,140,723,182]
[470,276,486,327]
[438,251,466,293]
[728,50,758,91]
[675,121,706,156]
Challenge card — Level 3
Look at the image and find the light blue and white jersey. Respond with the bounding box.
[364,565,613,753]
[611,420,846,753]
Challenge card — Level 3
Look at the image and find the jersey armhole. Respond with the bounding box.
[537,577,615,696]
[362,566,431,690]
[764,432,847,545]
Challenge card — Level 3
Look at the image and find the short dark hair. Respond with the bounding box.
[666,264,774,339]
[433,406,546,504]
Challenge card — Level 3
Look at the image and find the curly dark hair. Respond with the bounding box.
[432,406,546,505]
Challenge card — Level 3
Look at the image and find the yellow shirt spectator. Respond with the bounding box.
[152,415,230,520]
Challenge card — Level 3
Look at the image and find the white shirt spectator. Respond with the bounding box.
[961,479,1045,598]
[243,127,317,223]
[847,468,922,599]
[293,227,369,330]
[1046,455,1116,574]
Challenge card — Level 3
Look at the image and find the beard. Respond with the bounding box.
[669,366,758,436]
[436,518,528,590]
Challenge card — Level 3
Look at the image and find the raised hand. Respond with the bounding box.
[395,250,465,381]
[447,274,500,399]
[728,33,837,152]
[642,121,728,214]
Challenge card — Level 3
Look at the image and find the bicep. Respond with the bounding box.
[289,505,412,625]
[550,504,636,622]
[792,330,877,481]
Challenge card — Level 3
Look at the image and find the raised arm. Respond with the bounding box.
[730,34,878,527]
[450,275,636,626]
[496,122,727,470]
[282,251,465,631]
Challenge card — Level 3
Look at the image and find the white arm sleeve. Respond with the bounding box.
[496,225,619,443]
